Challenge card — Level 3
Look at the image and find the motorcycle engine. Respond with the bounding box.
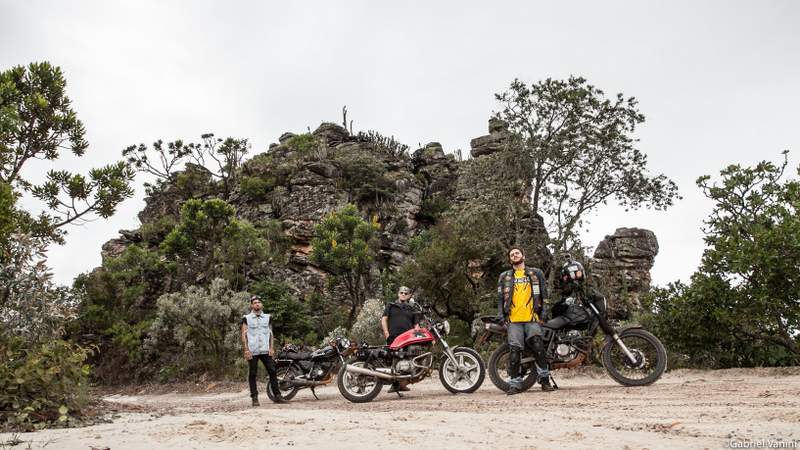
[311,361,332,380]
[555,331,582,359]
[394,359,413,374]
[404,345,425,357]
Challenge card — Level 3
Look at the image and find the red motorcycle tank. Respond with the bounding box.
[389,328,435,350]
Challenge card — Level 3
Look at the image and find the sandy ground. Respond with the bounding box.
[3,368,800,450]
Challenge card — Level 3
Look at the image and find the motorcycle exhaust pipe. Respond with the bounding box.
[344,364,412,380]
[289,379,321,387]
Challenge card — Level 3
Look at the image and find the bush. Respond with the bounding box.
[139,216,177,245]
[335,150,391,203]
[0,234,80,341]
[0,334,92,431]
[146,279,249,374]
[349,298,386,345]
[239,175,276,200]
[286,133,319,154]
[322,326,348,347]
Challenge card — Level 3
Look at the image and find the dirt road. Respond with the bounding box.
[3,368,799,449]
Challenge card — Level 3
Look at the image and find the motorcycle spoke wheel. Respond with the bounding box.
[602,329,667,387]
[337,361,383,403]
[487,344,538,393]
[267,366,300,401]
[439,348,485,394]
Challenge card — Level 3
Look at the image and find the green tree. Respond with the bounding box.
[495,76,679,253]
[401,215,500,324]
[161,198,237,280]
[160,198,282,288]
[0,181,17,254]
[310,204,379,326]
[0,62,134,244]
[123,133,248,198]
[249,279,312,341]
[643,152,799,367]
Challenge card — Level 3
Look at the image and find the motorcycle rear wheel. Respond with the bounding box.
[267,365,300,402]
[337,361,384,403]
[487,343,538,393]
[602,328,667,386]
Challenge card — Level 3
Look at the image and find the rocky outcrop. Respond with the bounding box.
[470,118,512,158]
[100,229,141,262]
[590,227,659,319]
[100,119,655,318]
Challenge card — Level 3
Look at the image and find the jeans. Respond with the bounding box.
[248,353,280,399]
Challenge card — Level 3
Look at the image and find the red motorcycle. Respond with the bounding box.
[337,301,486,403]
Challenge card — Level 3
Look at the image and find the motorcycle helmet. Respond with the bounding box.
[560,260,585,284]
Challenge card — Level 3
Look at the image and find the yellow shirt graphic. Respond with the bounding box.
[509,269,539,323]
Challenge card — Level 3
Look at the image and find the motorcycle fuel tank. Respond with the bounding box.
[389,327,435,350]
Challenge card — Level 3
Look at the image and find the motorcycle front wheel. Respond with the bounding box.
[337,361,384,403]
[602,328,667,386]
[487,343,538,393]
[439,347,486,394]
[267,365,301,402]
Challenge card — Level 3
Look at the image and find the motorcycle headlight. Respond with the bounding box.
[340,338,350,349]
[442,320,450,336]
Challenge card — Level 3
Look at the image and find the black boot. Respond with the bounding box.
[251,396,260,406]
[540,376,555,392]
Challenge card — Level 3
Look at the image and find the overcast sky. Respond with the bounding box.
[1,1,798,286]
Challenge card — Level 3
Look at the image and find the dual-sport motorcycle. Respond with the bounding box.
[476,260,667,392]
[337,300,486,403]
[267,337,356,401]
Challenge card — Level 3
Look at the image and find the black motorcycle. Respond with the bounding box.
[266,337,355,402]
[480,262,667,392]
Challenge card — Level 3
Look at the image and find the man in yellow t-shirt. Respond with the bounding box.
[497,246,553,394]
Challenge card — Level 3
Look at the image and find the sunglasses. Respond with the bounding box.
[399,291,411,295]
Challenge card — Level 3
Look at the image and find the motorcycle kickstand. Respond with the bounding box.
[550,376,559,390]
[310,387,319,400]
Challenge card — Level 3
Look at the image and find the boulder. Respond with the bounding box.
[312,122,349,146]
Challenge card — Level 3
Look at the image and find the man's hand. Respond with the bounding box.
[383,330,390,339]
[268,348,275,357]
[244,349,252,360]
[414,324,421,330]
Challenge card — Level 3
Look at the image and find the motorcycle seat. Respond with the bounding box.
[279,351,312,360]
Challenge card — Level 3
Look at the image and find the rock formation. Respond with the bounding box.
[590,227,659,319]
[99,119,656,318]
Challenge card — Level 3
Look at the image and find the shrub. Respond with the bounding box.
[139,216,177,245]
[0,234,80,341]
[286,133,319,154]
[349,298,386,345]
[146,279,249,374]
[322,325,348,347]
[0,334,92,431]
[239,175,276,200]
[335,150,391,203]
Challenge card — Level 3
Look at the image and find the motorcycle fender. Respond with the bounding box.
[601,324,643,348]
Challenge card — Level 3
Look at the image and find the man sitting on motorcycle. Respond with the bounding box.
[497,247,554,394]
[381,285,420,393]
